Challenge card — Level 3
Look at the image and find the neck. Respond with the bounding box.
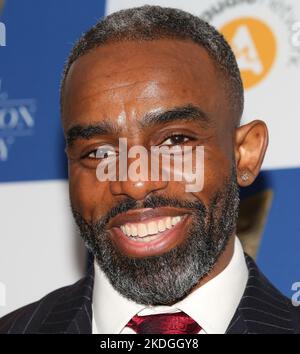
[189,234,236,294]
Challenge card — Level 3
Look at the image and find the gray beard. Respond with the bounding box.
[72,171,239,306]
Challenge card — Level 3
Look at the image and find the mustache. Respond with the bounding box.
[74,195,207,229]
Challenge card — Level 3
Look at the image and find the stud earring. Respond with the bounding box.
[240,171,249,181]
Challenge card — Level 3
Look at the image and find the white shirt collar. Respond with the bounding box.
[92,236,248,334]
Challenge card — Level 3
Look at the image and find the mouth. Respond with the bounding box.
[120,215,183,242]
[107,207,192,258]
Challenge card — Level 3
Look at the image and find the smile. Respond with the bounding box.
[107,207,192,257]
[119,216,183,242]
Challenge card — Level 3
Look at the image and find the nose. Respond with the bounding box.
[110,179,168,200]
[108,140,169,200]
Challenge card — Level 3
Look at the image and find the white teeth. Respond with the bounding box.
[171,216,181,226]
[137,223,148,237]
[131,224,138,236]
[147,221,159,235]
[158,219,166,232]
[120,215,183,239]
[125,224,131,236]
[165,217,172,229]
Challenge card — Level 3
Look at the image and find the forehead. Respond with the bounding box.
[62,39,225,131]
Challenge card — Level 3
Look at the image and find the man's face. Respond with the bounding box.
[63,39,240,305]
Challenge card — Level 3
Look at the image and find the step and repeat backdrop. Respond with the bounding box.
[0,0,300,317]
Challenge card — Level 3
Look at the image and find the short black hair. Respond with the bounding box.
[60,5,244,124]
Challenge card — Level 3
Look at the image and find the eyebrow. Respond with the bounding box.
[139,104,210,129]
[66,121,120,146]
[66,104,210,146]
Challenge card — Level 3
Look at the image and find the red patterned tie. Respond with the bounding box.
[126,312,201,334]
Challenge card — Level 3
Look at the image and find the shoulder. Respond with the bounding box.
[0,276,88,334]
[243,254,300,333]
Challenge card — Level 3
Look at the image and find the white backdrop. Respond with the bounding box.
[0,181,86,316]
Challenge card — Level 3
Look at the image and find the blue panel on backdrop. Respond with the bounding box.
[240,167,300,297]
[255,168,300,298]
[0,0,106,182]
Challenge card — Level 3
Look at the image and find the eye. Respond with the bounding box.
[85,145,117,160]
[160,134,193,146]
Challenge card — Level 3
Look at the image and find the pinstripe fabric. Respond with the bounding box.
[0,255,299,334]
[226,255,300,334]
[0,269,94,334]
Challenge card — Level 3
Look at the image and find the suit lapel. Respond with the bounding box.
[37,254,295,334]
[225,307,248,334]
[38,267,94,334]
[226,255,294,334]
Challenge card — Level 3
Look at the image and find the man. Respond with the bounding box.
[0,5,299,334]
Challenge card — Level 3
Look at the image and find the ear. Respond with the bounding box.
[235,120,269,186]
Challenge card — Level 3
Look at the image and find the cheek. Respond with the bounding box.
[156,146,232,205]
[69,163,111,221]
[191,148,233,204]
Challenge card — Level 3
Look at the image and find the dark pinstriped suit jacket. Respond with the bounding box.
[0,255,299,334]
